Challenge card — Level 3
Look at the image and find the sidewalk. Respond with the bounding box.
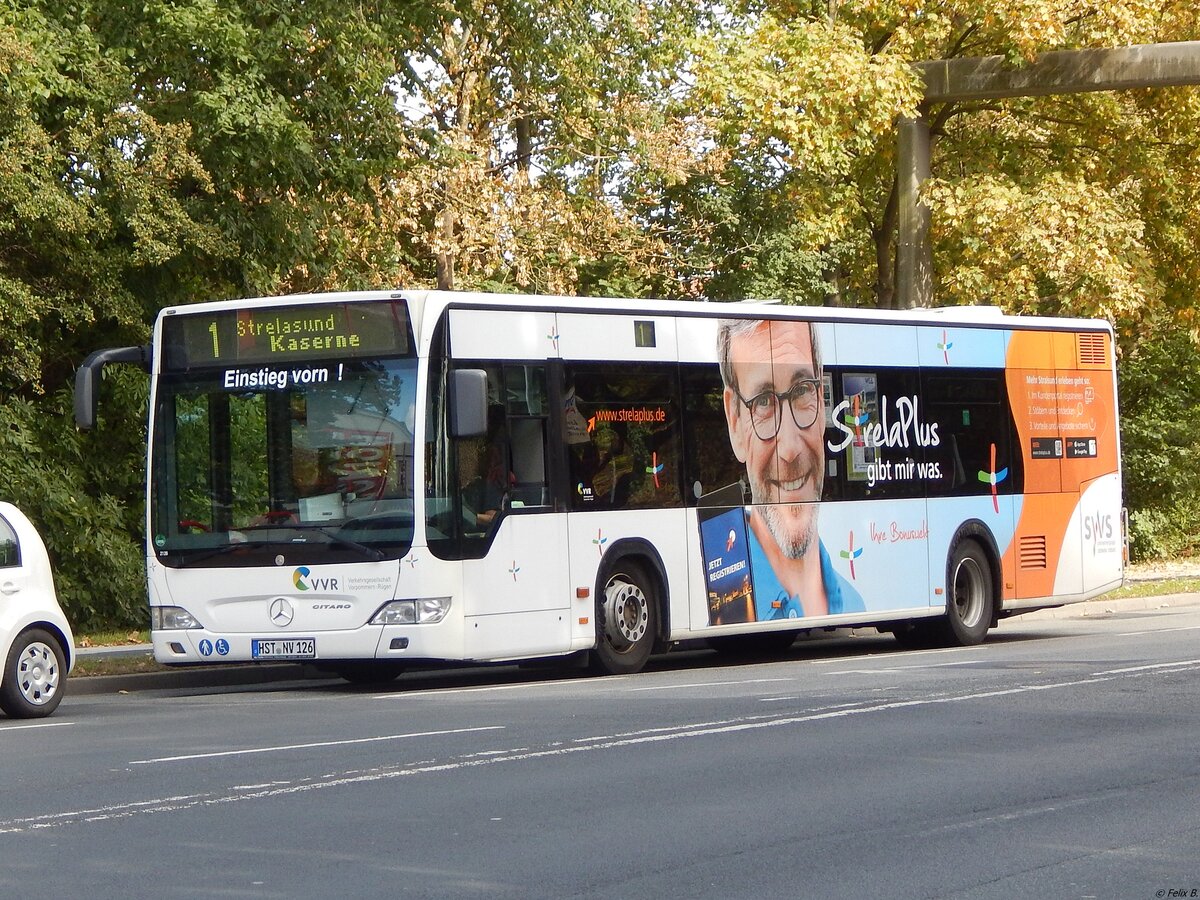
[67,588,1200,697]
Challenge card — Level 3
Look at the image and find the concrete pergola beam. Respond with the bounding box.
[896,41,1200,309]
[918,42,1200,104]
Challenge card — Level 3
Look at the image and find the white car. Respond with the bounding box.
[0,502,74,718]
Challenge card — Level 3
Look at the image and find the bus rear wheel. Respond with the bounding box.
[591,562,657,675]
[938,539,994,646]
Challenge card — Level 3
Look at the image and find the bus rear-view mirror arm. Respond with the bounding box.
[74,345,151,430]
[450,368,488,438]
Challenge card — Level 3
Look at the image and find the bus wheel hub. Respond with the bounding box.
[604,578,648,649]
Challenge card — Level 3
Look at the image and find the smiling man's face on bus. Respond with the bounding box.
[723,319,825,560]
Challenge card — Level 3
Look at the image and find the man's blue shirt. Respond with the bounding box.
[745,516,866,620]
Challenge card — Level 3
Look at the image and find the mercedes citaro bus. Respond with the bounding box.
[75,291,1124,682]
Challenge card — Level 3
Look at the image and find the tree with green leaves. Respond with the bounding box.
[1,1,438,626]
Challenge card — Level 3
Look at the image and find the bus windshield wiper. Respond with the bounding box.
[305,525,386,561]
[176,540,278,567]
[177,530,385,564]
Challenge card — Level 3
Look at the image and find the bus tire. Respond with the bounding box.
[0,628,67,718]
[591,561,657,675]
[938,539,994,646]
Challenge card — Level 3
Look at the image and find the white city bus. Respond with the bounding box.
[75,291,1123,681]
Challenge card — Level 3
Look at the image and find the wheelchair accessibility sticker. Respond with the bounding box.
[199,639,231,657]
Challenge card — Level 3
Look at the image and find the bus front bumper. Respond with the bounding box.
[151,625,458,665]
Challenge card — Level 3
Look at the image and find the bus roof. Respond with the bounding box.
[156,289,1113,338]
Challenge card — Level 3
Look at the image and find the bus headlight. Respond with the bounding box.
[152,606,204,630]
[370,598,451,626]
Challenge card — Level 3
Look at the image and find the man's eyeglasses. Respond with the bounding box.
[734,379,822,440]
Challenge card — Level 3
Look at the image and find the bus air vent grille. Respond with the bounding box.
[1077,333,1107,367]
[1019,535,1048,569]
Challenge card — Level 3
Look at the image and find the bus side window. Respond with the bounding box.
[460,401,509,533]
[509,418,548,506]
[505,365,550,508]
[923,369,1021,499]
[681,364,745,504]
[564,363,682,510]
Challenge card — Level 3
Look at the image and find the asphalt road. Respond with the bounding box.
[4,603,1200,900]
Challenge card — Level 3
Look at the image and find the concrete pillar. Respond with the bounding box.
[895,116,932,309]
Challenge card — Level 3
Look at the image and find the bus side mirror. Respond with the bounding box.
[74,345,151,430]
[450,368,488,438]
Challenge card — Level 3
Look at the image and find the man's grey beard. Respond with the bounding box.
[759,504,815,560]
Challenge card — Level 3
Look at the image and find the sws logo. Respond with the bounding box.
[1083,511,1115,554]
[292,567,340,592]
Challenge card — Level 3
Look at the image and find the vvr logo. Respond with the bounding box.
[293,567,340,592]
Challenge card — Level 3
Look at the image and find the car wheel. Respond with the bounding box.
[1,628,67,718]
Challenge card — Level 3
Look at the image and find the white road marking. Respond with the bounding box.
[1117,624,1200,636]
[629,677,792,692]
[1090,658,1200,676]
[129,725,505,765]
[809,646,977,665]
[5,659,1200,835]
[0,677,1128,834]
[372,675,625,700]
[0,720,74,733]
[825,660,984,675]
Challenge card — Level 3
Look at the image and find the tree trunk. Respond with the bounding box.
[876,173,899,309]
[436,205,455,290]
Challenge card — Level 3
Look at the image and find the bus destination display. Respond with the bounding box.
[163,300,411,370]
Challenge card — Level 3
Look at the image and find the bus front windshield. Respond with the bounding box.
[150,358,418,566]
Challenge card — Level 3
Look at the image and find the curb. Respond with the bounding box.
[66,592,1200,696]
[1018,591,1200,620]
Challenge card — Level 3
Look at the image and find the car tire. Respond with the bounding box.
[0,628,67,719]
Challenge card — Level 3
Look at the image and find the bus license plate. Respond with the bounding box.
[251,638,316,660]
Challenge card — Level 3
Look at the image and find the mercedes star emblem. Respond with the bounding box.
[269,597,295,627]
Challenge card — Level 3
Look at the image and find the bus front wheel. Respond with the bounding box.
[592,562,657,675]
[939,539,994,646]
